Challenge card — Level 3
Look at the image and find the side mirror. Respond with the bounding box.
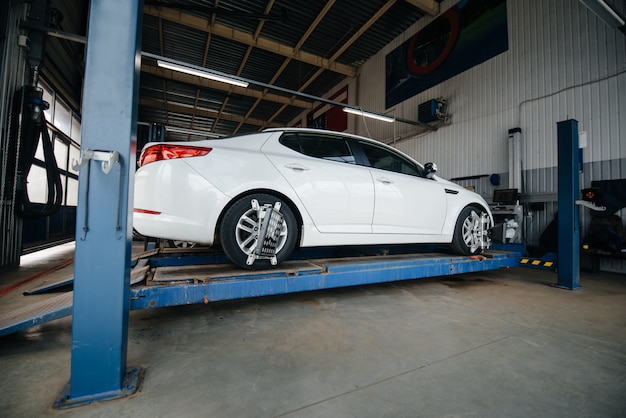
[424,162,437,179]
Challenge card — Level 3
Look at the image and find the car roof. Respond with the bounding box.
[263,127,426,168]
[263,127,378,144]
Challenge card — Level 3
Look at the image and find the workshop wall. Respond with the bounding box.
[292,0,626,253]
[356,0,625,176]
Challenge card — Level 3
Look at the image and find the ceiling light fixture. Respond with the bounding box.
[142,52,435,130]
[157,60,249,88]
[343,107,395,123]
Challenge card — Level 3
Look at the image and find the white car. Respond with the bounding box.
[134,128,492,269]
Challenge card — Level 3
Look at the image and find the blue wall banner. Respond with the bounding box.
[385,0,508,109]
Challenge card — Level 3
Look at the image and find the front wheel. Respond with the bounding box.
[219,193,298,269]
[450,206,490,256]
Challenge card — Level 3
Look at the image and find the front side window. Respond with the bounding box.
[358,140,422,177]
[280,133,356,164]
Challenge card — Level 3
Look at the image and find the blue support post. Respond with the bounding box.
[556,119,580,290]
[55,0,142,408]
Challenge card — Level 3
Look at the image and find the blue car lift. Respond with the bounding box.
[130,247,522,310]
[1,247,522,339]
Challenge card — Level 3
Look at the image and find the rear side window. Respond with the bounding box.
[358,140,422,177]
[280,133,301,153]
[280,133,356,164]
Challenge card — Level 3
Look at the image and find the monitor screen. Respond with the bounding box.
[493,189,518,205]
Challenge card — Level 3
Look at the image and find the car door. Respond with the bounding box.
[356,140,447,235]
[263,132,375,233]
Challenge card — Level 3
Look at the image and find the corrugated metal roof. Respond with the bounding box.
[46,0,431,140]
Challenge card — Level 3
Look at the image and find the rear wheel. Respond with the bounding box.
[220,193,298,269]
[451,206,488,256]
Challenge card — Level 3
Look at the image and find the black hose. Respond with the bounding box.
[12,86,63,219]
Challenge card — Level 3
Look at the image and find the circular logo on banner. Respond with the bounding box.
[406,8,460,76]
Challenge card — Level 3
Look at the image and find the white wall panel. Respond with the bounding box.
[363,0,626,177]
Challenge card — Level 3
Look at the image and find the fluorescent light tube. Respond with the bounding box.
[343,107,395,123]
[157,60,249,88]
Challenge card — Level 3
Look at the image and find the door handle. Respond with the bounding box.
[284,163,310,171]
[376,177,393,184]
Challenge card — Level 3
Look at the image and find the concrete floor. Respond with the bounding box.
[1,244,625,417]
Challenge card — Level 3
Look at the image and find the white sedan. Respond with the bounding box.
[134,128,492,269]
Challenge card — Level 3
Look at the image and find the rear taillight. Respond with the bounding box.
[139,144,212,167]
[133,208,161,215]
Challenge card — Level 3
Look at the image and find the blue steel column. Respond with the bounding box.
[63,0,142,405]
[556,119,580,290]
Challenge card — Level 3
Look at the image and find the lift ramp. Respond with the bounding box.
[0,259,150,337]
[0,292,73,337]
[0,248,522,337]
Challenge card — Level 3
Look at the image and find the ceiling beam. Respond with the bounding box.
[329,0,396,62]
[232,0,336,134]
[190,31,213,129]
[294,0,336,52]
[139,98,282,128]
[144,5,356,77]
[190,1,219,131]
[220,0,276,133]
[158,15,169,125]
[265,0,397,127]
[404,0,439,16]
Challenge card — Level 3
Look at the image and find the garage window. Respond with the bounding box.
[27,80,81,206]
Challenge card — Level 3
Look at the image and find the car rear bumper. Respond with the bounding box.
[133,160,228,244]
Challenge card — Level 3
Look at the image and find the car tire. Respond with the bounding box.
[220,193,298,269]
[450,206,487,256]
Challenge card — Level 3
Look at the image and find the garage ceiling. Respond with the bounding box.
[42,0,439,141]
